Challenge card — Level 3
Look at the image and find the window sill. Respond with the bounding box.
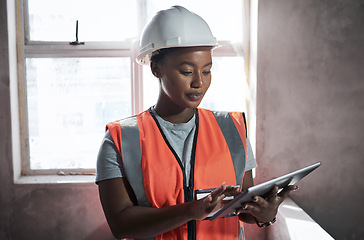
[267,198,334,240]
[15,175,96,184]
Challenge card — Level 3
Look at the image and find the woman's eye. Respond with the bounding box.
[180,71,193,76]
[203,70,211,76]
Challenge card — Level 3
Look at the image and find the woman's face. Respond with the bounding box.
[152,46,212,110]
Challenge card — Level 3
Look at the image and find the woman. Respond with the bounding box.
[96,6,297,240]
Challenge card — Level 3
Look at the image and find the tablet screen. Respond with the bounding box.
[209,162,321,221]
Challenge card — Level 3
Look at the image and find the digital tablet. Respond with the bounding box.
[209,162,321,221]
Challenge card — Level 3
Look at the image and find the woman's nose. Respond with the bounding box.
[191,73,203,88]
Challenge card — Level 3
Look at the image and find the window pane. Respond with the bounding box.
[200,57,248,112]
[146,1,243,42]
[26,58,131,169]
[142,66,159,110]
[27,0,137,41]
[143,57,248,113]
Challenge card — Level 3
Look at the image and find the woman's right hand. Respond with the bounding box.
[190,183,240,220]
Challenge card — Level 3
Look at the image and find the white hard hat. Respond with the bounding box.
[136,6,218,65]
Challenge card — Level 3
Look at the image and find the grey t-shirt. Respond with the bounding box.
[96,111,257,184]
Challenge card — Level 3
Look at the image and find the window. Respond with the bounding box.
[18,0,255,175]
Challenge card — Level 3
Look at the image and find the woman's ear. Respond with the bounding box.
[151,62,161,78]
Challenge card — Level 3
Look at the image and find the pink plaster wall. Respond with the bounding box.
[256,1,364,239]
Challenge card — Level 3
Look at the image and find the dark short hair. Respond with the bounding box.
[150,47,179,64]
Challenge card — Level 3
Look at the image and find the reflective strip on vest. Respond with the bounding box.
[119,117,151,208]
[239,224,245,240]
[119,117,154,240]
[212,111,246,186]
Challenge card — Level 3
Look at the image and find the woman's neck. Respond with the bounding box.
[153,104,195,124]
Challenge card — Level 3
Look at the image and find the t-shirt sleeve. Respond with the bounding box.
[95,130,124,184]
[245,136,257,171]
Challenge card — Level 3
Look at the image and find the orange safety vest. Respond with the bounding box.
[107,108,248,240]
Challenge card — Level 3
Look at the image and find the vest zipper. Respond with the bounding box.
[149,108,199,240]
[187,109,199,240]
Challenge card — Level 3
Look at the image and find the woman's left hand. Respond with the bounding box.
[236,184,298,223]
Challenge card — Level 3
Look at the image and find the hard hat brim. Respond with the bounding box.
[136,43,220,65]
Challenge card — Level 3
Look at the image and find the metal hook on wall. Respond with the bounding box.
[70,20,85,45]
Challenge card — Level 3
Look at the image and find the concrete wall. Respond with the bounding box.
[256,0,364,239]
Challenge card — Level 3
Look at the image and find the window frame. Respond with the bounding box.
[16,0,255,177]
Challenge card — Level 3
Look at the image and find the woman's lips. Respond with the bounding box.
[186,92,203,101]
